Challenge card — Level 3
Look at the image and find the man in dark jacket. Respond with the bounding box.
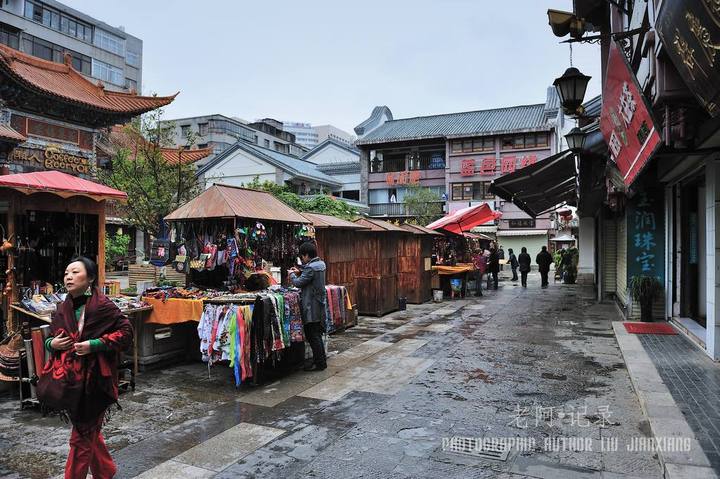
[536,246,553,288]
[488,248,500,290]
[289,242,327,371]
[508,248,519,281]
[518,247,531,287]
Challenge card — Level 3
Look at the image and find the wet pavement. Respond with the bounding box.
[0,272,663,478]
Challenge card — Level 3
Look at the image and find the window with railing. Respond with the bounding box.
[371,144,444,173]
[451,137,495,153]
[369,152,406,173]
[451,182,494,201]
[501,133,549,150]
[408,149,445,170]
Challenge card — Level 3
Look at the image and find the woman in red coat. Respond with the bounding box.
[43,256,133,479]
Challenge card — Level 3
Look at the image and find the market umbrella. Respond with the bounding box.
[426,203,501,235]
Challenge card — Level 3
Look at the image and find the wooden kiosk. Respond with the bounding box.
[398,223,443,304]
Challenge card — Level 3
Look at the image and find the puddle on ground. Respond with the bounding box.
[541,372,567,381]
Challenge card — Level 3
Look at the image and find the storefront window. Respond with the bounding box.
[451,182,493,200]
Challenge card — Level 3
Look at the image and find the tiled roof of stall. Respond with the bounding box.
[165,184,310,223]
[356,103,549,145]
[0,44,176,114]
[302,212,368,229]
[354,217,409,233]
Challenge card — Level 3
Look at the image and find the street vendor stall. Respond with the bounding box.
[431,264,475,299]
[398,224,442,304]
[353,218,410,316]
[162,184,312,381]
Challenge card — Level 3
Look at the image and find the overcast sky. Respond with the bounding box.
[65,0,602,134]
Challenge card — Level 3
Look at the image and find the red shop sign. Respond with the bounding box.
[386,171,421,185]
[600,41,661,187]
[460,159,475,176]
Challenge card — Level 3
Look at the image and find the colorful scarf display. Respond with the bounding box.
[324,285,351,334]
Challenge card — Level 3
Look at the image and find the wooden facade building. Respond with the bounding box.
[398,224,442,304]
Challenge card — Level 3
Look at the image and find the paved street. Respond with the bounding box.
[0,272,664,478]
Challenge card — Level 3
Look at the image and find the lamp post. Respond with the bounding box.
[553,67,591,115]
[565,127,587,152]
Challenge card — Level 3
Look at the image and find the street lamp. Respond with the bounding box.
[553,67,591,115]
[565,127,586,152]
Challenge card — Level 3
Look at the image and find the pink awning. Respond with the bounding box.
[426,203,501,235]
[0,170,127,202]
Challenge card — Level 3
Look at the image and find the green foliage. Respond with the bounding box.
[403,184,443,226]
[105,231,131,269]
[629,275,663,302]
[245,177,358,220]
[100,107,201,237]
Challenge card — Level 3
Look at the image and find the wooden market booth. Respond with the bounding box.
[398,223,443,304]
[352,217,411,316]
[301,212,368,307]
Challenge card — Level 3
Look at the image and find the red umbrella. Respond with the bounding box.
[426,203,501,235]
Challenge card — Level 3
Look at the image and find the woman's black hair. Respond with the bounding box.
[299,241,317,259]
[68,255,98,288]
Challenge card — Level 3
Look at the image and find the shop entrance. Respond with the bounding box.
[677,177,706,326]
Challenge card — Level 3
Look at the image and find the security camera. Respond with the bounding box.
[548,9,593,39]
[548,9,575,37]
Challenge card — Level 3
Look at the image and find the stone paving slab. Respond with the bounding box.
[613,321,717,479]
[132,459,215,479]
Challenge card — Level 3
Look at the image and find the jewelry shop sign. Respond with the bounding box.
[10,145,93,174]
[657,0,720,117]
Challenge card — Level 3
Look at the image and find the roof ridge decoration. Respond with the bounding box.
[0,43,177,115]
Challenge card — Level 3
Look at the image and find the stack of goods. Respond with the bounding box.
[198,289,304,386]
[30,325,50,374]
[143,287,221,302]
[0,336,22,380]
[109,296,150,312]
[19,292,66,319]
[325,285,352,333]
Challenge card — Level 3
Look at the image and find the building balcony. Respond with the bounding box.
[369,201,445,218]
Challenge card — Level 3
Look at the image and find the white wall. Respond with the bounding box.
[578,217,595,277]
[203,148,276,188]
[305,144,359,165]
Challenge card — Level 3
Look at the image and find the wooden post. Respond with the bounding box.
[6,194,16,332]
[98,200,106,286]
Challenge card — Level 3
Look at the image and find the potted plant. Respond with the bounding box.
[629,276,663,322]
[562,246,579,284]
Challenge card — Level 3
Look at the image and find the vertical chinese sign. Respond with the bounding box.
[627,188,665,284]
[599,41,662,187]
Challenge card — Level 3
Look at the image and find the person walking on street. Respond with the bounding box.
[518,247,531,287]
[498,246,505,271]
[40,256,133,479]
[472,247,486,296]
[289,241,328,371]
[488,248,500,290]
[536,245,553,288]
[508,248,519,281]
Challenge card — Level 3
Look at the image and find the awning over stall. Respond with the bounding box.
[425,203,501,235]
[0,170,127,201]
[489,150,577,218]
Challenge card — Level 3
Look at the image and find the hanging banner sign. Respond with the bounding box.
[600,41,662,187]
[656,0,720,117]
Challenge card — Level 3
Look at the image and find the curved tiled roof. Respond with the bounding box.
[160,147,214,165]
[0,44,176,115]
[0,124,26,143]
[356,103,549,145]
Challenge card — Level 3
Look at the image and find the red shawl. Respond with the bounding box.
[47,288,133,427]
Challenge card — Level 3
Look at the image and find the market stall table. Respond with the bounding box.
[432,263,475,298]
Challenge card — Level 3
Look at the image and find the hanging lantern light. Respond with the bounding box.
[553,67,591,115]
[565,127,587,152]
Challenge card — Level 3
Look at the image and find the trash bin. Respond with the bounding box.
[399,297,407,311]
[433,290,443,302]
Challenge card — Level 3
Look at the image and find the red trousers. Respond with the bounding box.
[65,417,116,479]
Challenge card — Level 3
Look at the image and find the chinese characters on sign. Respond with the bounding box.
[10,146,93,175]
[480,158,496,175]
[627,188,664,281]
[656,0,720,117]
[460,159,475,176]
[599,41,661,187]
[501,157,516,174]
[507,403,615,429]
[385,171,421,186]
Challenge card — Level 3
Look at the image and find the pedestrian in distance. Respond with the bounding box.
[536,245,553,288]
[518,247,531,287]
[488,247,500,290]
[508,248,519,281]
[39,256,133,479]
[289,241,328,371]
[498,246,505,271]
[472,247,486,297]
